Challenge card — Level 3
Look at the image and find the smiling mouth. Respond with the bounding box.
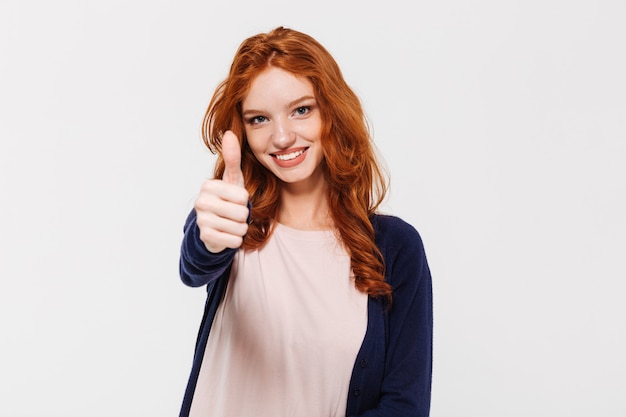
[272,148,307,161]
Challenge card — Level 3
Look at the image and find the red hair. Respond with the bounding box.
[202,27,392,304]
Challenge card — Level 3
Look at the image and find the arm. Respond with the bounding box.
[179,209,237,287]
[351,216,433,416]
[179,132,248,287]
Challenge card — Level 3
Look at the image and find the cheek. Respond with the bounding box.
[246,142,262,160]
[244,132,263,154]
[302,117,323,140]
[245,139,271,169]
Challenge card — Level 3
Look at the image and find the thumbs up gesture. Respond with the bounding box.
[194,131,250,253]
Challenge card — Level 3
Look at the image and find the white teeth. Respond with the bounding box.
[275,149,304,161]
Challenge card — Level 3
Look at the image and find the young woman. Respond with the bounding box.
[178,26,433,417]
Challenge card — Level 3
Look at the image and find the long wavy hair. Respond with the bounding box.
[202,26,392,304]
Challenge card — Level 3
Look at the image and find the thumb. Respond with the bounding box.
[221,130,244,187]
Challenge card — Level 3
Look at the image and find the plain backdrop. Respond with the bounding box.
[1,0,625,416]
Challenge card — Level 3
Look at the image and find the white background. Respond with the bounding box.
[1,0,625,416]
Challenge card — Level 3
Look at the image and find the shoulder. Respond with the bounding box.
[371,214,424,252]
[371,214,430,289]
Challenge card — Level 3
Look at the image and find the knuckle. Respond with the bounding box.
[201,178,218,189]
[195,194,219,214]
[198,228,214,244]
[241,190,250,204]
[233,206,249,223]
[231,187,249,205]
[194,194,209,210]
[229,236,243,248]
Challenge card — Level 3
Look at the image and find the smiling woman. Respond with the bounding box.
[242,68,326,193]
[177,26,433,417]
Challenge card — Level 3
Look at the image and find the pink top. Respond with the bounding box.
[189,223,368,417]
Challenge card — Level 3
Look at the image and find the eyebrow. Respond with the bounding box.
[242,95,316,117]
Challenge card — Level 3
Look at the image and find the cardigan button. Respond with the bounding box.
[353,389,361,397]
[359,359,368,368]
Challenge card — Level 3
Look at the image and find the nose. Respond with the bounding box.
[271,117,296,149]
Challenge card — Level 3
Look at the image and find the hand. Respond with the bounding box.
[194,131,249,253]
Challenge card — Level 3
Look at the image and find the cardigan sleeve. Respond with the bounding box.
[352,215,433,416]
[179,209,237,287]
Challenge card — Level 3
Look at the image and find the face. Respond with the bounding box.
[242,67,325,191]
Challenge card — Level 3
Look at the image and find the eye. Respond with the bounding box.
[294,106,311,116]
[246,115,267,125]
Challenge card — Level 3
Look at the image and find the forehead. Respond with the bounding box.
[242,67,315,108]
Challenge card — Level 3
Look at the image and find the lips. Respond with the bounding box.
[274,149,305,161]
[271,147,308,167]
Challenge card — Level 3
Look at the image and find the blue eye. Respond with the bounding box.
[247,115,267,124]
[295,106,310,115]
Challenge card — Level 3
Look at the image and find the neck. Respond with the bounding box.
[278,176,332,231]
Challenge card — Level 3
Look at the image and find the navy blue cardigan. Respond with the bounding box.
[178,211,433,416]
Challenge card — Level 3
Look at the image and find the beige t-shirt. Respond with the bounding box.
[189,223,368,417]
